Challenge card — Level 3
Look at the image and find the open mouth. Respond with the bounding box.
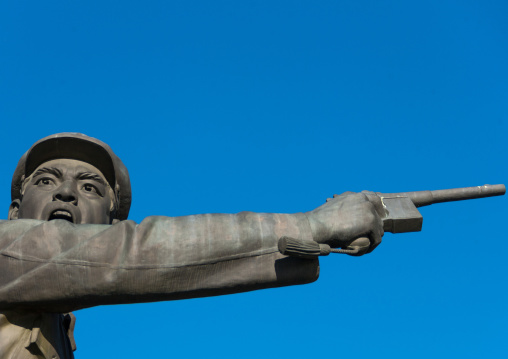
[49,210,74,223]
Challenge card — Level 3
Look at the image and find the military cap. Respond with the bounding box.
[11,133,131,220]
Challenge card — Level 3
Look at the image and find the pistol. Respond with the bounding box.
[278,184,506,258]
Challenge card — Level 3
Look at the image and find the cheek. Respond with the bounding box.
[18,192,46,217]
[97,201,111,216]
[81,198,113,223]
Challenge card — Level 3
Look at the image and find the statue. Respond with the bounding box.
[0,133,504,359]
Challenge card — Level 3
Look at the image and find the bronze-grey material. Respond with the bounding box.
[0,215,317,313]
[0,133,504,359]
[11,133,132,222]
[279,185,506,258]
[379,184,505,233]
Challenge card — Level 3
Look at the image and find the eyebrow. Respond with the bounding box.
[33,167,63,178]
[77,172,107,186]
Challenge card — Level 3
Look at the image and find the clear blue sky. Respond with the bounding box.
[1,1,507,358]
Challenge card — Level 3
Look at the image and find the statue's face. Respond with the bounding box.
[15,159,115,224]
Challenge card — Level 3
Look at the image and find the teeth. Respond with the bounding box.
[53,210,71,218]
[49,210,73,223]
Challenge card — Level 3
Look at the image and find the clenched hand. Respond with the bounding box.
[305,191,386,256]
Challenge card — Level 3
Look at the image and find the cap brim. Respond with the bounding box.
[25,137,116,189]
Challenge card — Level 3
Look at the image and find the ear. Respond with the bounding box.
[8,199,21,220]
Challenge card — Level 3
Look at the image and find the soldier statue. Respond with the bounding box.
[0,133,385,358]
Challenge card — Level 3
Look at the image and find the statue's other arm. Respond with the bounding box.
[0,212,319,312]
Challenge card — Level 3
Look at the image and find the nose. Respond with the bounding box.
[53,181,78,205]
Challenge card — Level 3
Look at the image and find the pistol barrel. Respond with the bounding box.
[378,184,506,208]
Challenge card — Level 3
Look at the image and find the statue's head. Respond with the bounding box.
[9,133,131,224]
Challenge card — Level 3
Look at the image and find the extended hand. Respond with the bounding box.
[305,191,385,256]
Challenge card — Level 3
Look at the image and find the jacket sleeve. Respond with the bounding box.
[0,213,319,312]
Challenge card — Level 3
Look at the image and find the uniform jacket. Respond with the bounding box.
[0,213,319,358]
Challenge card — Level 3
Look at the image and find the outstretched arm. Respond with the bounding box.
[0,192,384,312]
[0,212,318,312]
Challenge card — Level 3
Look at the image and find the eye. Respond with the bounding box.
[35,177,55,186]
[82,183,101,195]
